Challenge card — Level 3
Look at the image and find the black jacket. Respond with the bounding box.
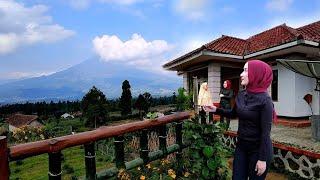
[216,90,273,161]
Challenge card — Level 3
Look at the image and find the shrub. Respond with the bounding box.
[11,126,46,143]
[176,88,192,111]
[182,118,231,179]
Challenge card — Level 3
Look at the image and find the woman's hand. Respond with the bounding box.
[255,160,266,176]
[219,94,224,97]
[203,105,217,112]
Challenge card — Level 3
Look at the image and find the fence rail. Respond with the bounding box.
[0,112,191,180]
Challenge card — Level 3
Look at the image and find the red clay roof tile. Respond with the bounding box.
[163,20,320,68]
[6,113,39,128]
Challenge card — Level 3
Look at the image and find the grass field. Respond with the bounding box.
[10,146,114,180]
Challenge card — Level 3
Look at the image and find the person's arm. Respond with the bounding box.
[258,97,273,161]
[215,103,237,118]
[223,89,234,99]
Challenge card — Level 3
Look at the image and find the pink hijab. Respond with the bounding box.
[247,60,278,122]
[247,60,273,93]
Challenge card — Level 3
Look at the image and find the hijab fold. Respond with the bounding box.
[247,60,278,122]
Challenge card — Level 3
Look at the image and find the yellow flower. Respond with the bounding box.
[168,169,174,175]
[146,164,151,169]
[184,172,190,177]
[140,175,146,180]
[167,169,176,179]
[170,174,176,179]
[217,168,224,175]
[40,134,45,140]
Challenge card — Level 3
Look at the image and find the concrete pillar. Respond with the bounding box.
[183,72,189,93]
[208,63,221,103]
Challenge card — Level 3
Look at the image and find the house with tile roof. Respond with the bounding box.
[163,21,320,118]
[6,113,43,132]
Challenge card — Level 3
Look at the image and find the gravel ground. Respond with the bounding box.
[229,120,320,153]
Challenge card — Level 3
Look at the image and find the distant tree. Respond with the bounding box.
[143,92,152,113]
[172,92,177,104]
[119,80,132,116]
[81,86,109,128]
[135,94,147,119]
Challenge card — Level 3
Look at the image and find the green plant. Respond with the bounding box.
[11,126,46,143]
[63,164,74,174]
[182,118,231,179]
[125,159,181,179]
[146,112,158,120]
[176,88,192,112]
[15,160,23,166]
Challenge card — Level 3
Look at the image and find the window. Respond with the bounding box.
[272,70,278,101]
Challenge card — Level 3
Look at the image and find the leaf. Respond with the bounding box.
[192,151,200,159]
[203,146,214,158]
[201,167,209,177]
[207,159,217,170]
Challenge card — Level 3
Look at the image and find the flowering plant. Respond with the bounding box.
[11,126,46,143]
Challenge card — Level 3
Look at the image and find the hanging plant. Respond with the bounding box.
[303,94,313,115]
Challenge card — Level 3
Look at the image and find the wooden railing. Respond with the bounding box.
[0,112,191,180]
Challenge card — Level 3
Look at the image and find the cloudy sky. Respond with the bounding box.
[0,0,319,80]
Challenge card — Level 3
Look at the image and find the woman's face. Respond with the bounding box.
[223,81,227,88]
[240,62,249,86]
[204,84,208,90]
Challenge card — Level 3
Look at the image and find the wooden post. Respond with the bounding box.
[209,112,214,124]
[48,151,62,180]
[175,122,183,176]
[0,136,9,180]
[139,129,149,163]
[199,108,206,124]
[158,125,167,154]
[84,142,96,180]
[114,136,125,169]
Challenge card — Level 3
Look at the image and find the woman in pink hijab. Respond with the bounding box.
[205,60,275,180]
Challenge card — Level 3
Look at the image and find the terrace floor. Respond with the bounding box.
[229,119,320,153]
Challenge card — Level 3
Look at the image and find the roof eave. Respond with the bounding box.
[244,40,319,59]
[163,39,319,71]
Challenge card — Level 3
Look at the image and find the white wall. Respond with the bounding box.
[274,64,315,117]
[274,65,295,116]
[294,73,314,116]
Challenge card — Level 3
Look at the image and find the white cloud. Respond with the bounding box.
[266,0,293,11]
[0,71,55,80]
[99,0,142,5]
[0,33,19,54]
[69,0,91,10]
[67,0,143,10]
[0,0,75,55]
[174,0,209,21]
[93,33,173,72]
